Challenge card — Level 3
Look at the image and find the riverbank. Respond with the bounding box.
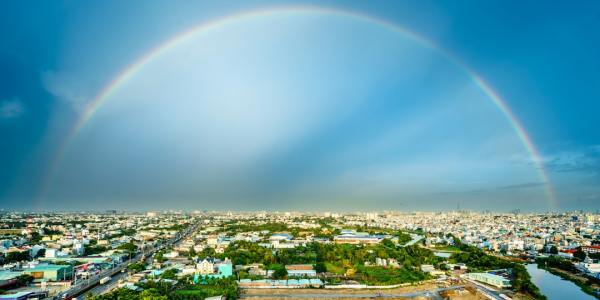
[536,264,599,299]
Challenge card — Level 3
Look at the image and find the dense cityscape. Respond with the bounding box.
[0,211,598,299]
[2,1,600,300]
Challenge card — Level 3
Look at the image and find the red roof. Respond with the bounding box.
[583,245,600,249]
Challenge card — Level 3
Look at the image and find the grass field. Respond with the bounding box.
[431,245,463,252]
[325,262,346,275]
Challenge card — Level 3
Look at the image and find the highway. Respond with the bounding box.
[53,221,199,299]
[82,269,128,297]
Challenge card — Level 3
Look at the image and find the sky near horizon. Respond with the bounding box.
[1,1,599,212]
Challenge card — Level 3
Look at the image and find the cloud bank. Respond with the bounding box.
[0,98,24,118]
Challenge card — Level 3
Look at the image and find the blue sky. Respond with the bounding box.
[1,1,599,212]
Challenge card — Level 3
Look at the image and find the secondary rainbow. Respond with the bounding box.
[42,5,558,208]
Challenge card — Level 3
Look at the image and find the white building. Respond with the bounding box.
[197,259,215,275]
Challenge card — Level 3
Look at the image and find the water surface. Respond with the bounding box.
[526,264,595,300]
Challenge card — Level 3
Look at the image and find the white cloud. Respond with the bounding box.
[0,97,24,118]
[41,70,92,111]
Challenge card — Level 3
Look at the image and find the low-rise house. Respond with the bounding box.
[582,245,600,255]
[270,234,293,242]
[23,264,73,282]
[446,263,468,270]
[333,232,382,244]
[164,251,179,259]
[464,273,511,288]
[197,259,214,275]
[420,264,435,273]
[576,262,600,274]
[238,278,323,288]
[195,258,233,279]
[285,265,317,277]
[0,291,35,300]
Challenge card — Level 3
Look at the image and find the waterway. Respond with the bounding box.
[526,264,595,300]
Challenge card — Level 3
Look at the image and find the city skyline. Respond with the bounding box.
[1,1,599,212]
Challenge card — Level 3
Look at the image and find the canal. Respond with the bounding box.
[526,264,595,300]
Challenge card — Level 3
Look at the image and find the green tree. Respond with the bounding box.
[155,250,167,263]
[188,247,196,257]
[198,247,216,259]
[34,249,46,258]
[128,262,145,273]
[140,288,168,300]
[589,252,600,260]
[314,261,327,273]
[160,269,178,280]
[511,264,547,299]
[272,266,288,279]
[573,247,587,261]
[3,251,30,264]
[85,245,108,256]
[16,274,34,287]
[118,242,138,253]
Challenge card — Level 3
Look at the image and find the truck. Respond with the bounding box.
[99,276,111,285]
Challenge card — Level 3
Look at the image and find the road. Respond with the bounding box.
[81,271,126,297]
[54,221,200,299]
[464,279,506,300]
[403,234,424,246]
[240,286,462,299]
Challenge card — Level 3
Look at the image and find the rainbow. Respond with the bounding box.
[42,5,557,209]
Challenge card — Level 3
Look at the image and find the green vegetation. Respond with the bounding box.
[343,225,413,245]
[218,221,415,242]
[147,224,187,232]
[188,247,196,258]
[395,232,412,245]
[160,269,178,280]
[536,256,600,299]
[155,250,168,263]
[573,247,587,261]
[85,245,109,255]
[203,237,438,285]
[15,274,34,287]
[325,262,344,275]
[118,242,139,253]
[431,245,462,252]
[450,246,512,272]
[511,264,546,300]
[0,221,26,229]
[0,250,29,264]
[128,262,146,273]
[222,241,274,265]
[43,228,63,235]
[28,232,43,243]
[271,265,288,279]
[106,228,137,239]
[34,248,46,258]
[220,222,289,234]
[536,256,576,272]
[89,277,238,300]
[451,245,546,299]
[356,266,428,285]
[314,261,326,273]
